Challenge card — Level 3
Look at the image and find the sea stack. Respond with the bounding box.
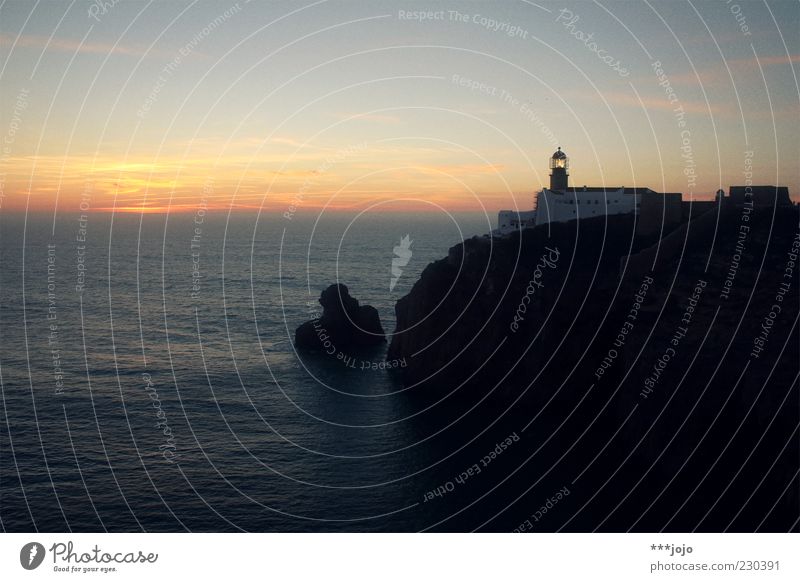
[295,284,385,351]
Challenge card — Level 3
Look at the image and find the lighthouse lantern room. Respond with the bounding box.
[549,147,569,191]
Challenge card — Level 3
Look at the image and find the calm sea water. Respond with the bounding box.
[0,210,495,531]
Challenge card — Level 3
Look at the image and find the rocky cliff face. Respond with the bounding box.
[389,207,798,398]
[387,214,651,392]
[387,206,798,531]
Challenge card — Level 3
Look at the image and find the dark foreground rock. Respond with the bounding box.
[386,204,799,532]
[295,284,385,351]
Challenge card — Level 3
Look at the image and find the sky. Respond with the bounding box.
[0,0,798,215]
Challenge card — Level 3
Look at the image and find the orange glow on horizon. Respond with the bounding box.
[1,144,785,217]
[0,147,529,215]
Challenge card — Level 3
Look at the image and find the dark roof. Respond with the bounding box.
[551,147,567,160]
[729,185,791,206]
[622,187,656,194]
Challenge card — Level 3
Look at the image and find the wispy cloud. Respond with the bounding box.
[334,112,404,125]
[730,54,800,67]
[657,54,799,87]
[410,163,506,176]
[571,90,727,115]
[0,33,154,57]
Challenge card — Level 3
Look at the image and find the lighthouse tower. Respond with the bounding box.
[549,147,569,191]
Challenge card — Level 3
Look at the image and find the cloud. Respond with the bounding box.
[730,54,800,67]
[657,54,799,87]
[334,112,404,125]
[409,163,506,176]
[0,33,154,57]
[572,90,726,115]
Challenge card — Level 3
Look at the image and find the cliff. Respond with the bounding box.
[388,205,799,531]
[388,214,653,392]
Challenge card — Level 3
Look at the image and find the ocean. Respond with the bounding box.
[0,210,495,532]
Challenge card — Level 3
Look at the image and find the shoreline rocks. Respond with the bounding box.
[295,284,385,351]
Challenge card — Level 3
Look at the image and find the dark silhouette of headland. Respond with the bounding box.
[385,187,798,532]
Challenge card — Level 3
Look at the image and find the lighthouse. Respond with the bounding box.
[496,145,684,235]
[549,147,569,191]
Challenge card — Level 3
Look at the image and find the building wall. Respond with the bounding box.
[496,210,537,234]
[728,185,791,207]
[626,200,719,278]
[636,192,683,236]
[534,188,638,225]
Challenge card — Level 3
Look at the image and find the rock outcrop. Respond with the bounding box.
[295,284,385,351]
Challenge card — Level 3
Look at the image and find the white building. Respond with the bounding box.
[497,209,537,232]
[496,147,659,235]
